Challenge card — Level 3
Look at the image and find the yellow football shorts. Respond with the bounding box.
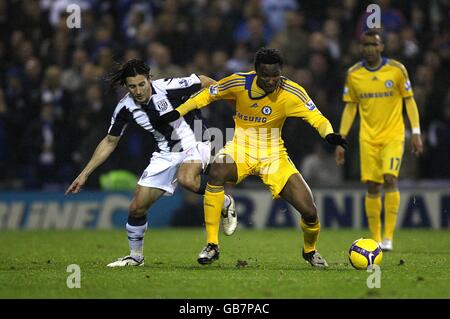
[216,140,299,198]
[360,139,404,183]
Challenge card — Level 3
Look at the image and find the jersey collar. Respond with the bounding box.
[245,73,274,100]
[362,56,387,72]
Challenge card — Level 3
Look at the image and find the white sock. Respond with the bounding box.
[223,194,231,208]
[126,222,147,261]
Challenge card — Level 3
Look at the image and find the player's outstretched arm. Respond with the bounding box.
[158,85,218,124]
[65,134,120,194]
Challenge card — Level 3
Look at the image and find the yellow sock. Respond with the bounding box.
[384,190,400,241]
[204,183,224,245]
[300,219,320,253]
[365,194,382,242]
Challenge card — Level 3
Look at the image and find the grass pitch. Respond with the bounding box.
[0,229,449,299]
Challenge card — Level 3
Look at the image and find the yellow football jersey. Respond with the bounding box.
[343,58,413,144]
[202,71,332,156]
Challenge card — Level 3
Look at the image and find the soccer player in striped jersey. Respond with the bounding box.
[65,59,237,267]
[335,30,423,251]
[159,48,348,267]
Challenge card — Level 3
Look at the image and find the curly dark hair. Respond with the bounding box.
[106,59,151,88]
[254,48,283,71]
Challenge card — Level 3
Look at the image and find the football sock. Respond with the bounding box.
[365,193,382,243]
[194,173,230,208]
[126,215,147,261]
[384,190,400,241]
[300,218,320,253]
[204,183,224,245]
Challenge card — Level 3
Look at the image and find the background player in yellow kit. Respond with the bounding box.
[335,30,423,251]
[159,48,348,267]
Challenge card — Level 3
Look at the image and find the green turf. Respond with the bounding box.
[0,229,449,298]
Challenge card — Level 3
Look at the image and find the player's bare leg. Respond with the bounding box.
[107,185,164,267]
[197,155,238,264]
[381,174,399,251]
[366,181,383,244]
[280,173,328,268]
[177,161,237,235]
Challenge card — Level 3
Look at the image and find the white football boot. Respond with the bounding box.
[107,255,144,267]
[379,239,393,251]
[221,194,237,236]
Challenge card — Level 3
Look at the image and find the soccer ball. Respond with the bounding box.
[348,238,383,270]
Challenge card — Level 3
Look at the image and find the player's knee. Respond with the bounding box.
[208,163,227,185]
[177,171,197,192]
[129,201,149,218]
[367,182,382,195]
[301,203,318,223]
[384,175,397,188]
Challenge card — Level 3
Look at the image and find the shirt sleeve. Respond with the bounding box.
[285,85,334,138]
[176,74,242,116]
[342,73,359,103]
[206,74,244,101]
[397,65,414,98]
[164,74,202,101]
[108,105,131,136]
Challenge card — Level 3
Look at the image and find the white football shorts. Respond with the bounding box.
[137,141,211,195]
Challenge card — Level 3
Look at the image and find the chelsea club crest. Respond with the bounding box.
[385,80,394,88]
[261,106,272,115]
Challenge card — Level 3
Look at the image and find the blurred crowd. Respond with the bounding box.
[0,0,449,190]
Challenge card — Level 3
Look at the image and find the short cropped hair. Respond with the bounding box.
[254,48,283,71]
[362,29,382,40]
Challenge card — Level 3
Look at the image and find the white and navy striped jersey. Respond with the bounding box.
[108,74,208,154]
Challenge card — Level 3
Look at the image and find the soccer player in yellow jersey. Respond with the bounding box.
[159,48,348,267]
[335,30,423,251]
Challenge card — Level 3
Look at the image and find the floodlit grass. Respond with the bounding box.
[0,229,449,298]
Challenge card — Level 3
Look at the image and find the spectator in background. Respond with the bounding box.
[146,42,184,79]
[24,103,71,189]
[427,95,450,178]
[261,0,299,34]
[0,0,448,191]
[41,66,68,119]
[301,144,343,187]
[226,44,251,73]
[61,48,89,94]
[0,89,11,186]
[269,10,309,67]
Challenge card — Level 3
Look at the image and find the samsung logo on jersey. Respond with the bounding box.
[236,111,267,123]
[359,91,394,99]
